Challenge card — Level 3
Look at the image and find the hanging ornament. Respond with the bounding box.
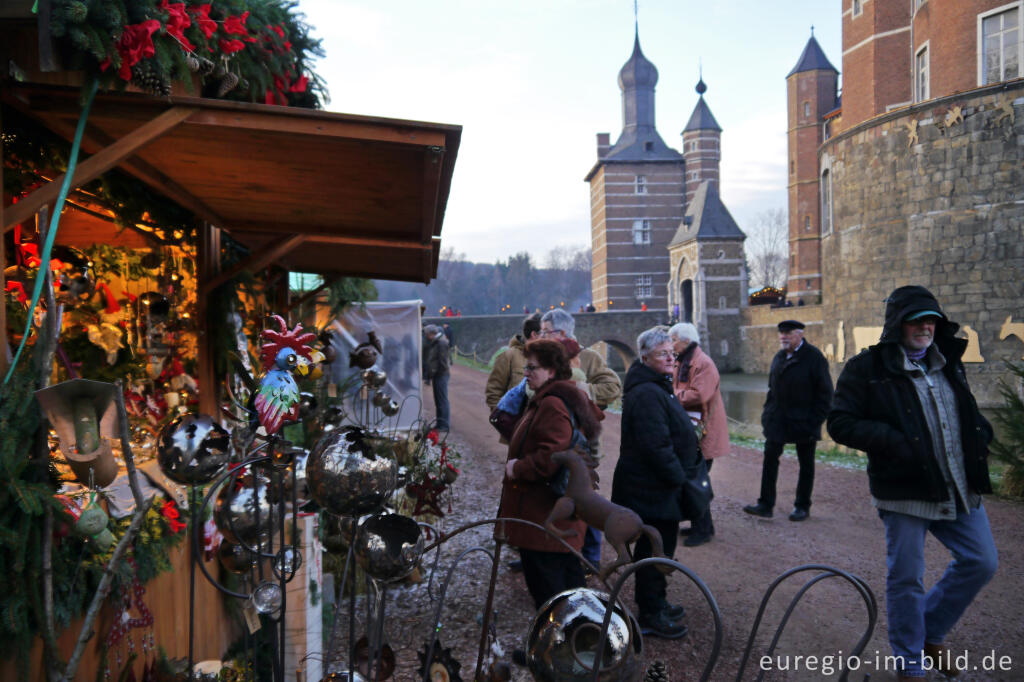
[416,640,463,682]
[349,332,383,369]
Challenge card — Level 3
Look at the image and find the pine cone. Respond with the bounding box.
[131,61,171,97]
[644,660,669,682]
[185,53,200,72]
[197,57,215,76]
[216,71,239,97]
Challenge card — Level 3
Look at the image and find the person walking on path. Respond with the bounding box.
[743,320,833,521]
[611,326,701,639]
[827,285,998,681]
[539,309,622,569]
[668,323,728,547]
[423,325,451,430]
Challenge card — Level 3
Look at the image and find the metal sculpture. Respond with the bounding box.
[254,314,318,435]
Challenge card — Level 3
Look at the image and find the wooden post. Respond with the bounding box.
[197,222,221,418]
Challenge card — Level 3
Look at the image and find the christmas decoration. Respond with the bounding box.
[416,640,464,682]
[643,661,670,682]
[255,314,316,435]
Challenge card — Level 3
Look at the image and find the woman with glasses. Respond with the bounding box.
[495,338,603,613]
[611,326,701,639]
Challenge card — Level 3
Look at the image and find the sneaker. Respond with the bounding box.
[683,532,712,547]
[743,503,773,518]
[661,603,686,620]
[788,507,810,522]
[638,611,689,639]
[507,559,523,573]
[678,526,694,536]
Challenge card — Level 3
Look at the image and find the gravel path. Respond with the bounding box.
[327,363,1023,681]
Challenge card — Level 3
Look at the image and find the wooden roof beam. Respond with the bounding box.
[4,106,197,232]
[199,233,306,296]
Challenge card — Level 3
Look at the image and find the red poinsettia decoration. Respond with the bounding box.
[112,20,161,80]
[159,499,187,534]
[160,0,194,51]
[188,4,217,39]
[219,38,246,54]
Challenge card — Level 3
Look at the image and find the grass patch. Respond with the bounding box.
[729,431,868,471]
[452,352,491,373]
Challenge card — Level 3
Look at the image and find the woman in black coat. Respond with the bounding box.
[611,326,702,639]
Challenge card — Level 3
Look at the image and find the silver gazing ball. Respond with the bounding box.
[213,474,280,545]
[372,391,389,408]
[353,513,424,583]
[273,546,302,579]
[380,399,400,417]
[305,428,397,517]
[361,369,387,388]
[526,588,643,682]
[156,414,230,485]
[251,580,283,615]
[217,540,257,574]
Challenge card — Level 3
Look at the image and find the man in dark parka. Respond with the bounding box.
[743,320,833,521]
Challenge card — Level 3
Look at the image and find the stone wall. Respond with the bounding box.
[819,83,1024,406]
[738,304,825,374]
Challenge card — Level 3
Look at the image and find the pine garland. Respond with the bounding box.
[49,0,327,108]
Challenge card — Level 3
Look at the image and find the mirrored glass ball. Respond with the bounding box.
[526,588,643,682]
[213,474,280,545]
[156,414,230,485]
[217,540,257,574]
[306,429,397,516]
[353,513,424,583]
[251,580,283,615]
[273,546,302,579]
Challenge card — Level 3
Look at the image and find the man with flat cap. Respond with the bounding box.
[743,319,833,521]
[827,285,997,680]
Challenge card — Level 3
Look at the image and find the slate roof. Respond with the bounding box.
[670,181,746,245]
[683,96,721,132]
[788,35,838,77]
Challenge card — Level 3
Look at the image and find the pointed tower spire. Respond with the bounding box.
[682,74,722,204]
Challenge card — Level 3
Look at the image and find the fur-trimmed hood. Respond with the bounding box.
[532,379,604,441]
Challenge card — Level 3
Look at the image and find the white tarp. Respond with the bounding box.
[327,300,422,431]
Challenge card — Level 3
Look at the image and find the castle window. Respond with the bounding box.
[980,6,1021,85]
[634,275,652,298]
[852,0,862,17]
[804,216,812,232]
[632,219,651,245]
[804,101,811,118]
[790,160,795,175]
[719,296,727,309]
[915,44,930,102]
[644,141,654,151]
[720,340,729,356]
[821,169,833,236]
[635,175,648,194]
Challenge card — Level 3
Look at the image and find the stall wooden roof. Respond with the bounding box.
[2,82,460,283]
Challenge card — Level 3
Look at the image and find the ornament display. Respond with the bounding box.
[416,640,464,682]
[255,315,317,435]
[353,513,424,583]
[380,399,400,417]
[354,635,396,680]
[156,414,231,485]
[298,392,319,421]
[273,546,302,579]
[361,369,387,388]
[306,428,397,517]
[349,332,383,369]
[251,580,283,615]
[213,474,280,545]
[372,391,389,408]
[138,291,171,320]
[525,588,643,682]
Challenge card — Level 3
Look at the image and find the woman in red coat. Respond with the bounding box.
[495,338,603,609]
[669,322,729,547]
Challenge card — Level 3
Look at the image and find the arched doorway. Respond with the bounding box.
[681,279,694,322]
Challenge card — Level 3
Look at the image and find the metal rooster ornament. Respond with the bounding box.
[254,315,319,435]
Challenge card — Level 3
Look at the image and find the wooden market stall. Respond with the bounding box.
[1,7,461,679]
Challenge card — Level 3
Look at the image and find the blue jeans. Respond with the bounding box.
[582,526,602,566]
[880,505,998,676]
[431,372,450,430]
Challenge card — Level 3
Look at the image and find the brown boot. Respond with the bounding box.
[923,642,960,678]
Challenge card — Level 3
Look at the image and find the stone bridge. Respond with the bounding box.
[423,311,670,370]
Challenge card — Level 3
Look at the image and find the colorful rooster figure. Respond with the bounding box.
[255,315,320,435]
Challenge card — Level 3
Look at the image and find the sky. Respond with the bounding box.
[299,0,842,265]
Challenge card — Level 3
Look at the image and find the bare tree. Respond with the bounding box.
[745,208,789,290]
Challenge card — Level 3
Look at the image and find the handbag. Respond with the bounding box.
[678,458,714,520]
[489,407,521,441]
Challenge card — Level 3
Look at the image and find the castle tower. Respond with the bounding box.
[786,32,838,303]
[681,78,722,206]
[586,30,685,312]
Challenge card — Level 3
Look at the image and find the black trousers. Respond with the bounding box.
[519,548,585,610]
[691,458,715,535]
[758,439,816,510]
[633,518,678,617]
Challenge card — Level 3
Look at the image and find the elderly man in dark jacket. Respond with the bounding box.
[827,285,997,681]
[612,326,702,640]
[743,320,833,521]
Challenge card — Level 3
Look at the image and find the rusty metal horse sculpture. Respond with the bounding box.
[543,449,668,581]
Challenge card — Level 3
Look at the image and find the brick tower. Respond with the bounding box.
[681,78,722,206]
[786,32,838,304]
[586,30,685,312]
